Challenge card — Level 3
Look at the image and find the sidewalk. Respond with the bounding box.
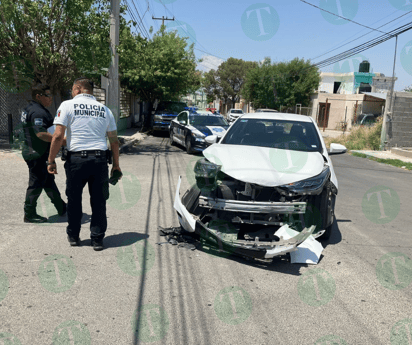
[0,127,146,154]
[351,149,412,164]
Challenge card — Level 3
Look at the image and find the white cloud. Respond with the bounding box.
[197,55,224,72]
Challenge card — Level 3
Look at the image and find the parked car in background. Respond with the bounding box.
[227,109,244,123]
[255,108,279,113]
[174,112,347,260]
[355,113,381,126]
[153,101,187,132]
[169,109,229,154]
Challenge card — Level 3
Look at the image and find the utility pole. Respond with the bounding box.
[152,16,174,27]
[108,0,120,121]
[380,35,398,150]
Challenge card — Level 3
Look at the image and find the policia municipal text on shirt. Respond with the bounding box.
[21,84,67,223]
[47,77,122,251]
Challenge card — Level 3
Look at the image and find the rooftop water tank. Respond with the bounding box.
[359,60,370,73]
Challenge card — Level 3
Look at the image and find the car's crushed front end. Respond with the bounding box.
[174,176,319,259]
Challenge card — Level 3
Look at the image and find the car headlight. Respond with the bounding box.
[154,115,163,121]
[278,166,330,195]
[194,158,221,190]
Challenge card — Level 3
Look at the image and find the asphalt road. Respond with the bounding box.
[0,134,411,345]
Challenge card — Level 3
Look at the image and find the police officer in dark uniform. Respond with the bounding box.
[21,84,67,223]
[47,77,121,251]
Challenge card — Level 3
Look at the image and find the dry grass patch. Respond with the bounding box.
[324,119,382,151]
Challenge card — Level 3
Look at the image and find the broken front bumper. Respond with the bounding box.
[174,176,317,259]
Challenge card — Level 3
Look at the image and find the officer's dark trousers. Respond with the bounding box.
[24,154,64,215]
[64,156,109,241]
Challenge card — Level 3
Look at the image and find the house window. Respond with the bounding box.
[333,82,341,94]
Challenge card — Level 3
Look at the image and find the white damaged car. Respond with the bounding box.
[174,113,347,260]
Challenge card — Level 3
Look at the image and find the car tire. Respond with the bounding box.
[319,217,334,240]
[186,136,194,154]
[170,130,175,146]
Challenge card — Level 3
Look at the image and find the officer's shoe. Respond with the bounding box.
[67,236,80,247]
[24,213,48,223]
[91,239,104,251]
[58,202,67,217]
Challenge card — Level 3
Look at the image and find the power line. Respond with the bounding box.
[130,0,151,38]
[300,0,390,35]
[313,22,412,69]
[312,10,412,61]
[124,0,148,38]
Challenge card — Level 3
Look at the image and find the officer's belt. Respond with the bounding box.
[68,150,107,158]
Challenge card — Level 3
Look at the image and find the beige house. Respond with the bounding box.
[310,93,386,131]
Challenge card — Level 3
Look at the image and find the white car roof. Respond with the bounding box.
[240,112,314,123]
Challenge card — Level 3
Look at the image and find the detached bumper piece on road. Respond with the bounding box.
[173,177,324,263]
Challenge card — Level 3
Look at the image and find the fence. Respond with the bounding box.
[390,92,412,148]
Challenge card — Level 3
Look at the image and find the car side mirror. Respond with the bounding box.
[328,143,347,155]
[205,135,218,144]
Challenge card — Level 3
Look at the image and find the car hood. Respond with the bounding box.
[203,144,325,187]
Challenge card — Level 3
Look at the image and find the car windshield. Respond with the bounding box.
[189,115,228,126]
[221,118,322,152]
[231,110,243,114]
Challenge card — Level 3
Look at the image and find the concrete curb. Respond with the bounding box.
[391,148,412,159]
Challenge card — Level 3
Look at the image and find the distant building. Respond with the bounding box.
[317,72,396,95]
[310,60,396,130]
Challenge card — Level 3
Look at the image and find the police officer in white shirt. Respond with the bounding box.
[47,77,122,250]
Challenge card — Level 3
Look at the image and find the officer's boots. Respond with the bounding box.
[24,206,48,223]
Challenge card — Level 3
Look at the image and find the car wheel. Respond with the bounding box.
[170,130,175,146]
[319,217,334,240]
[186,136,194,154]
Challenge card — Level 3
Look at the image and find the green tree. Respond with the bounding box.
[203,58,256,109]
[243,58,320,111]
[120,26,200,127]
[403,85,412,92]
[202,69,219,103]
[0,0,111,96]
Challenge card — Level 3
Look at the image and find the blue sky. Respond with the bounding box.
[131,0,412,90]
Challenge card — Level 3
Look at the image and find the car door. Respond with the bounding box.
[175,111,188,143]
